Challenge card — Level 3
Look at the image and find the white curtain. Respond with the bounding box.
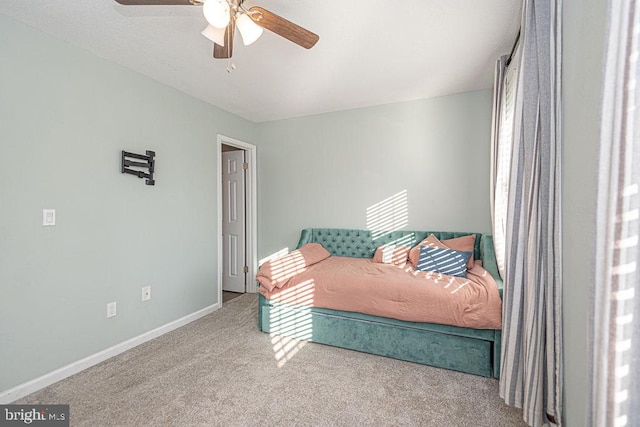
[589,0,640,426]
[490,55,507,278]
[493,1,563,425]
[491,48,520,280]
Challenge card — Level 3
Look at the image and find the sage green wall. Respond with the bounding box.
[0,15,255,392]
[562,0,606,425]
[255,90,493,257]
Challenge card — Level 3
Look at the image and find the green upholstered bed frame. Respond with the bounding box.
[258,228,503,378]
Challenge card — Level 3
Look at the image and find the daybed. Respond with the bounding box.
[257,228,503,378]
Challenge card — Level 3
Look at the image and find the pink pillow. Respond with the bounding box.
[256,243,330,291]
[408,234,476,269]
[372,245,410,265]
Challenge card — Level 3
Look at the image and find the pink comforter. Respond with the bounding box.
[258,256,502,329]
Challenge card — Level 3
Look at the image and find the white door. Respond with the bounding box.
[222,150,246,293]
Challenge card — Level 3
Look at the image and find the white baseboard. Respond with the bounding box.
[0,302,221,404]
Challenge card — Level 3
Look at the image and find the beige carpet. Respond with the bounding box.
[17,294,526,426]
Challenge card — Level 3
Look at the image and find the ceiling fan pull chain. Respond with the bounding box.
[226,59,236,73]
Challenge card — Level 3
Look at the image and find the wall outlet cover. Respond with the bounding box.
[42,209,56,226]
[107,302,117,318]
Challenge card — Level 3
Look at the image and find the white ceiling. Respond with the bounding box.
[0,0,521,122]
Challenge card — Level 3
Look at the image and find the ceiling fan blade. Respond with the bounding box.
[213,21,235,59]
[114,0,196,4]
[249,6,319,49]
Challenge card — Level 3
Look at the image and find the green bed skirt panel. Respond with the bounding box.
[259,295,493,377]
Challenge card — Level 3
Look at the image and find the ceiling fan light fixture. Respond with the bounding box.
[201,25,225,46]
[236,13,263,46]
[203,0,230,29]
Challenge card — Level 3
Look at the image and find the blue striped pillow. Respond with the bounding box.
[416,246,473,277]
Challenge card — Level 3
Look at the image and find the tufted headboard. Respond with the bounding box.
[296,228,483,259]
[295,228,503,296]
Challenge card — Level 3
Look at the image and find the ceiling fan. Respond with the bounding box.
[114,0,319,60]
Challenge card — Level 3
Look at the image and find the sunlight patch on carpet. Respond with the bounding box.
[269,279,315,368]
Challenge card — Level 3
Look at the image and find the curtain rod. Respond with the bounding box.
[505,29,521,67]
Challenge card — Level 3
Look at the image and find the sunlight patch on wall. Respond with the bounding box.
[269,279,315,368]
[366,190,409,240]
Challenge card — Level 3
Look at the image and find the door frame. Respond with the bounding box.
[216,134,258,305]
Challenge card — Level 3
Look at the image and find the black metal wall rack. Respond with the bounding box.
[121,150,155,185]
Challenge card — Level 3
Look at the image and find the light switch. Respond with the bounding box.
[43,209,56,226]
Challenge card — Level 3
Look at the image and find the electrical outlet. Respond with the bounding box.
[141,286,151,302]
[42,209,56,226]
[107,301,117,318]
